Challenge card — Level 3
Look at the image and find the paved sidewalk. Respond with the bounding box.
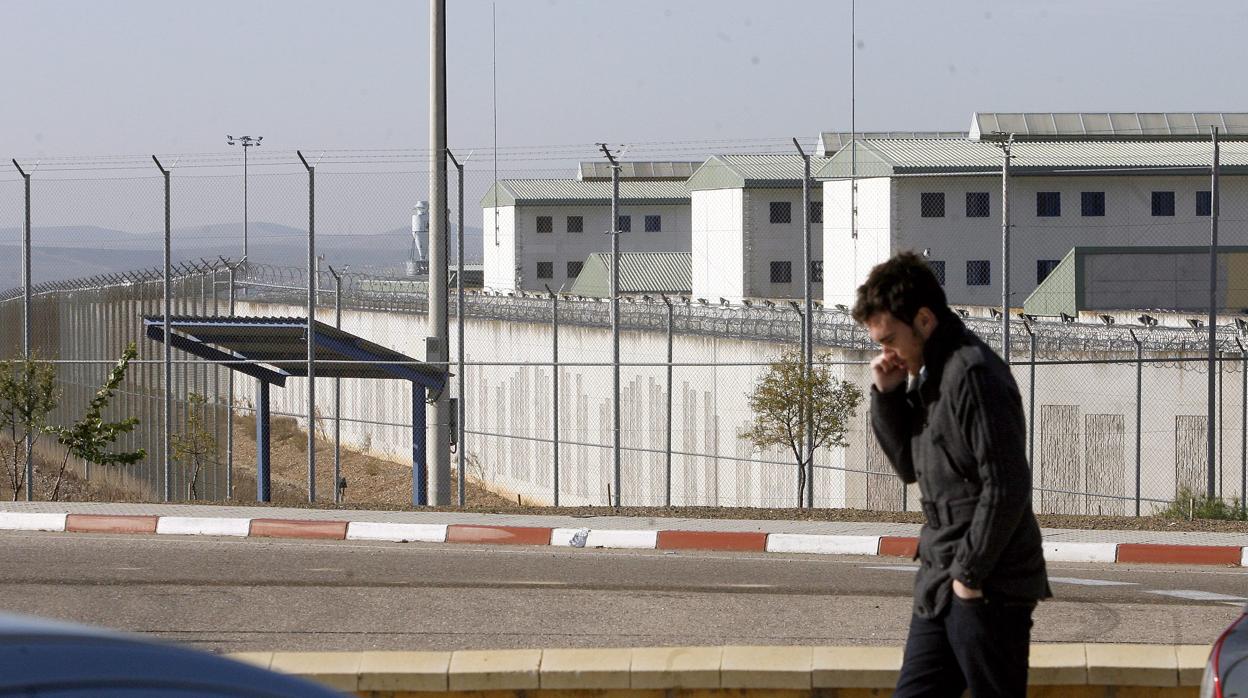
[0,501,1243,567]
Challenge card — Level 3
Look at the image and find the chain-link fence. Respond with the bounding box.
[0,138,1245,516]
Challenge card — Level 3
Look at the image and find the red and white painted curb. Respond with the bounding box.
[1,511,1243,567]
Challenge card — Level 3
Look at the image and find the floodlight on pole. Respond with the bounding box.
[227,135,263,267]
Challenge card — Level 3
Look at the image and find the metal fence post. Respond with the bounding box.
[447,149,467,508]
[663,295,674,507]
[224,257,241,499]
[1000,136,1013,364]
[598,143,622,508]
[1239,339,1247,518]
[547,285,559,507]
[298,150,316,503]
[793,138,815,509]
[1207,125,1220,500]
[1130,330,1143,517]
[328,264,345,504]
[11,160,32,501]
[1023,321,1036,466]
[153,156,173,502]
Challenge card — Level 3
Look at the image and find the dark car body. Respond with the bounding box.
[0,613,345,697]
[1203,604,1248,698]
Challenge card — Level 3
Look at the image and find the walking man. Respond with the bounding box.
[853,252,1050,697]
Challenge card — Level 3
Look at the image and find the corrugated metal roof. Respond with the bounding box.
[686,154,832,191]
[569,252,691,297]
[480,179,690,207]
[817,131,965,156]
[817,138,1248,178]
[577,161,702,181]
[970,112,1248,140]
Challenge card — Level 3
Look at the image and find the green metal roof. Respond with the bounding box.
[480,179,690,207]
[817,139,1248,178]
[685,154,831,191]
[569,252,692,297]
[1023,245,1248,317]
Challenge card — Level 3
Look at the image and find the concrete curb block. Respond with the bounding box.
[6,512,1247,567]
[155,516,251,537]
[1045,541,1119,563]
[245,643,1213,694]
[0,512,66,532]
[346,521,448,543]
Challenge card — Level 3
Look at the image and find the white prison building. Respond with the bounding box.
[820,112,1248,310]
[481,162,696,294]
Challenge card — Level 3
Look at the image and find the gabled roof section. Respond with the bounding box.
[577,161,702,181]
[970,112,1248,141]
[685,155,831,191]
[817,138,1248,178]
[569,252,692,297]
[480,179,690,207]
[817,131,965,156]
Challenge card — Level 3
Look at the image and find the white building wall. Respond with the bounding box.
[825,175,1248,309]
[823,177,894,308]
[482,206,518,292]
[742,188,824,300]
[486,202,691,293]
[692,188,745,301]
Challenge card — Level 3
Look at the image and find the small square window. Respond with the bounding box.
[769,201,792,224]
[567,261,583,279]
[1036,192,1061,217]
[536,261,553,279]
[921,192,946,218]
[645,215,662,232]
[1197,191,1212,217]
[808,200,823,224]
[809,260,823,283]
[770,261,792,284]
[966,192,990,218]
[927,260,946,286]
[536,215,553,233]
[1152,191,1175,217]
[1081,191,1105,217]
[966,260,991,286]
[567,215,583,233]
[1037,259,1060,283]
[617,215,631,232]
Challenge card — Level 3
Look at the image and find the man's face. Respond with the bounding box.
[865,310,931,376]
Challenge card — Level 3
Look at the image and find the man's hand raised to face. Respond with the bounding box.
[871,351,908,393]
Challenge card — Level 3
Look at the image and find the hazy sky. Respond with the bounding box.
[5,0,1248,163]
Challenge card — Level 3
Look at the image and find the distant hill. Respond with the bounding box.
[0,222,483,285]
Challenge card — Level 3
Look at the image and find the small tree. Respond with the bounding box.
[171,392,216,500]
[0,354,59,500]
[48,343,146,501]
[741,350,863,508]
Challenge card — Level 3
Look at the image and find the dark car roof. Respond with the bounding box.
[0,613,344,697]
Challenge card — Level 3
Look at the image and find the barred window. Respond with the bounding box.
[921,192,945,218]
[536,215,553,233]
[966,260,991,286]
[965,192,990,218]
[617,215,631,232]
[770,261,792,284]
[1037,259,1060,283]
[1081,191,1105,217]
[645,215,662,232]
[808,200,823,224]
[566,215,583,233]
[1197,191,1212,217]
[536,261,553,279]
[769,201,791,224]
[927,260,946,286]
[567,261,583,278]
[1036,192,1061,217]
[1151,191,1175,217]
[810,260,823,283]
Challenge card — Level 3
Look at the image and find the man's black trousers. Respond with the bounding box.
[893,596,1035,698]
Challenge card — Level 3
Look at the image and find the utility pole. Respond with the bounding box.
[226,135,262,268]
[427,0,451,505]
[599,142,622,508]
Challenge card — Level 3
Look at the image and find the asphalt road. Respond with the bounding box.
[1,531,1243,653]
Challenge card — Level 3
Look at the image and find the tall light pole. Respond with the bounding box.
[227,135,262,266]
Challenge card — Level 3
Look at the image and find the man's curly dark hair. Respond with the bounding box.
[851,251,950,326]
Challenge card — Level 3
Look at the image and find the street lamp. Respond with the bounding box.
[226,135,262,265]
